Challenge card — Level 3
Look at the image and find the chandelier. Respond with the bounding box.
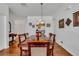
[36,3,45,29]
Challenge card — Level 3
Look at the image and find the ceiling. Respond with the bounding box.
[7,3,64,17]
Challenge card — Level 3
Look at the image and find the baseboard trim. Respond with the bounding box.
[0,49,6,52]
[0,46,9,51]
[56,40,75,56]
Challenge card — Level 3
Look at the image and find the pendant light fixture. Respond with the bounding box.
[40,3,45,25]
[40,3,43,20]
[36,3,45,29]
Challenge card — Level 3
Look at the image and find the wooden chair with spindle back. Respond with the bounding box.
[18,33,29,56]
[48,33,56,56]
[9,33,17,46]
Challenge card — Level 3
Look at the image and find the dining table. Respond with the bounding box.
[27,35,50,56]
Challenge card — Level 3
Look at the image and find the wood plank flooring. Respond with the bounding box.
[0,42,72,56]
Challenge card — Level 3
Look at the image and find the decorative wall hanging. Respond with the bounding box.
[66,18,72,26]
[32,25,35,28]
[59,18,64,28]
[29,22,32,26]
[46,23,51,27]
[73,11,79,27]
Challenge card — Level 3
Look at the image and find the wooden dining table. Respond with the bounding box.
[27,39,50,56]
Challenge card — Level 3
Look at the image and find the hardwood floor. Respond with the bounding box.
[0,42,72,56]
[54,43,72,56]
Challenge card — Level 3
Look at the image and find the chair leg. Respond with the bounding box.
[25,50,28,56]
[48,49,54,56]
[20,50,28,56]
[52,52,54,56]
[48,49,52,56]
[20,50,22,56]
[52,48,54,56]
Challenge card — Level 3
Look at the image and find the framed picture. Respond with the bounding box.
[65,18,72,26]
[59,18,64,28]
[32,25,35,28]
[29,22,32,26]
[73,11,79,27]
[46,23,51,27]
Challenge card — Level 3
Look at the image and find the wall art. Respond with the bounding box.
[73,11,79,27]
[32,25,35,28]
[66,18,72,26]
[46,23,51,27]
[59,18,64,28]
[29,22,32,26]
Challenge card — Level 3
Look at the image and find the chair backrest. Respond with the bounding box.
[18,34,26,44]
[52,34,56,44]
[9,33,17,41]
[18,33,29,45]
[9,33,17,46]
[24,33,29,39]
[49,33,56,44]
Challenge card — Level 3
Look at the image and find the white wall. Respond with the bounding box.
[54,3,79,55]
[0,5,9,50]
[25,16,54,37]
[0,16,6,49]
[14,16,55,36]
[9,9,15,33]
[15,19,26,34]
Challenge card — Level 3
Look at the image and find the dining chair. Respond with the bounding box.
[48,33,56,56]
[18,33,29,56]
[9,33,17,46]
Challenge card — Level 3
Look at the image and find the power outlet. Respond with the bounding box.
[60,41,63,43]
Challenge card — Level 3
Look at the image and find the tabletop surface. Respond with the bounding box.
[27,39,50,43]
[29,35,49,40]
